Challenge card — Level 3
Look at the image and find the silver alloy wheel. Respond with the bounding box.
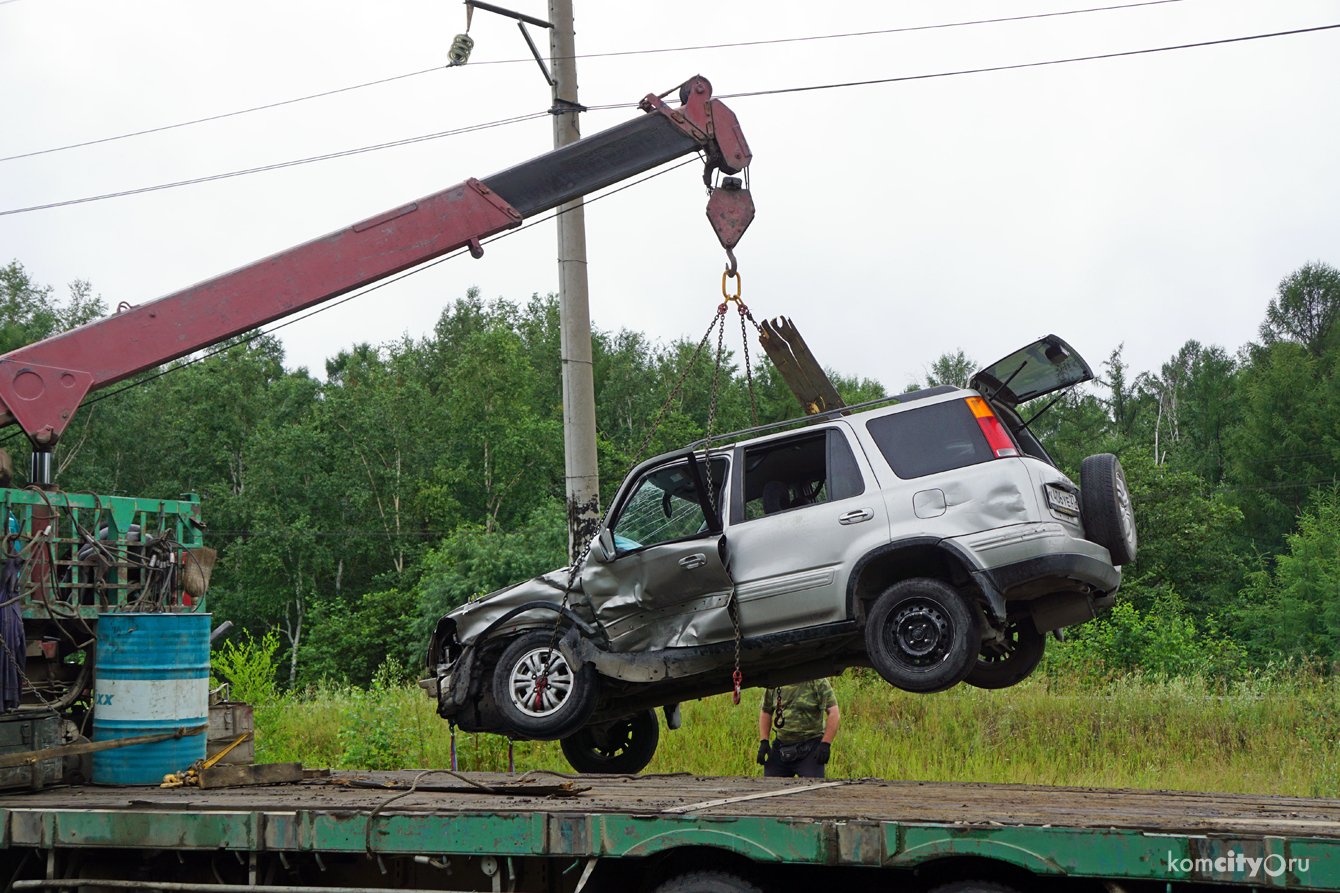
[1114,466,1138,556]
[508,646,576,718]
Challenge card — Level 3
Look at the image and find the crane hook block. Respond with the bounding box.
[706,177,754,251]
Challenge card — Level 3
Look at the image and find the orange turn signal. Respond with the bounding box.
[964,397,1020,458]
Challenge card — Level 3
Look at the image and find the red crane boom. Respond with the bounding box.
[0,76,752,484]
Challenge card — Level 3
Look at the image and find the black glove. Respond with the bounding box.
[756,740,770,765]
[815,742,831,765]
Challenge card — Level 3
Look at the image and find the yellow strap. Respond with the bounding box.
[202,732,251,769]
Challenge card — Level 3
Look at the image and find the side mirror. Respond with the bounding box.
[594,529,616,563]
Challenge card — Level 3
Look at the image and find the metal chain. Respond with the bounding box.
[707,271,762,705]
[737,302,760,427]
[700,309,728,516]
[726,570,744,704]
[631,309,728,466]
[538,265,759,708]
[0,631,59,715]
[698,308,748,704]
[539,307,729,680]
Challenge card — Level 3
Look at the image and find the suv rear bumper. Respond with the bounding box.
[985,552,1121,596]
[948,522,1121,596]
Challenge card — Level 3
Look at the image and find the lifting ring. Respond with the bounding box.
[721,270,742,302]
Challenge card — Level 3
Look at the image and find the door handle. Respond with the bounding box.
[679,554,707,570]
[838,509,874,525]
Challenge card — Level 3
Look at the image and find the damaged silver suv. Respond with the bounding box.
[424,336,1135,773]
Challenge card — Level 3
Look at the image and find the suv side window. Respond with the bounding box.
[610,457,727,553]
[827,428,865,501]
[866,400,992,479]
[733,429,864,523]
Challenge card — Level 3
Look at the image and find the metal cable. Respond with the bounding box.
[0,0,1192,163]
[9,19,1336,216]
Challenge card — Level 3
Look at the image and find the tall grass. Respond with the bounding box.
[250,667,1340,798]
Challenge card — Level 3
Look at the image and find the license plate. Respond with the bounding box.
[1045,484,1080,516]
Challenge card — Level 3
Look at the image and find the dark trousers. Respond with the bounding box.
[763,736,825,779]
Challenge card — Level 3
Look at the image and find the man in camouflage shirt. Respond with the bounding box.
[756,678,841,778]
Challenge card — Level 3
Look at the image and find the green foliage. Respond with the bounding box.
[335,659,424,770]
[1236,487,1340,665]
[423,293,563,533]
[1140,340,1239,484]
[1026,386,1115,475]
[211,629,281,706]
[1119,450,1246,622]
[1052,595,1242,682]
[1225,340,1336,550]
[302,588,420,685]
[1259,260,1340,356]
[909,348,976,390]
[256,670,1340,796]
[410,501,568,659]
[0,261,104,356]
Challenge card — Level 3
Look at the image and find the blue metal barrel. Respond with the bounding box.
[92,613,210,785]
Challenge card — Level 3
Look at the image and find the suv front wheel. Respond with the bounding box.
[492,631,598,740]
[865,578,982,693]
[560,710,660,774]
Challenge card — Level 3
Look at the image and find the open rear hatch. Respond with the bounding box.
[969,335,1094,409]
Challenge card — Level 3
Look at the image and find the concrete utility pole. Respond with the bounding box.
[549,0,600,561]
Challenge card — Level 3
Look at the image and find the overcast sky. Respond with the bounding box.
[3,0,1338,394]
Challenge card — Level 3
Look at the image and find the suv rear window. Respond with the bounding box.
[866,400,992,479]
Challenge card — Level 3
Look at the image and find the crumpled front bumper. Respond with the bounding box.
[424,640,474,718]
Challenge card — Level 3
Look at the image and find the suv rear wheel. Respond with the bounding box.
[964,616,1045,690]
[865,578,982,693]
[492,631,598,740]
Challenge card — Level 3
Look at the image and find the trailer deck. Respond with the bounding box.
[2,772,1338,890]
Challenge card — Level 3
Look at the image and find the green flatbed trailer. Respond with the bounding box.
[1,772,1337,893]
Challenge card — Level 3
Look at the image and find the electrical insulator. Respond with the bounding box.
[448,34,474,66]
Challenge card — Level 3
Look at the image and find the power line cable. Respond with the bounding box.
[4,19,1335,219]
[0,66,447,163]
[0,111,550,217]
[713,21,1340,102]
[0,0,1190,163]
[475,0,1195,66]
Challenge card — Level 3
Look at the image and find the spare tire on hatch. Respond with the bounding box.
[1080,453,1137,566]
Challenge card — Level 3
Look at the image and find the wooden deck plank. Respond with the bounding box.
[5,772,1338,839]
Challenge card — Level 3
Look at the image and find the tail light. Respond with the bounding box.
[964,397,1019,458]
